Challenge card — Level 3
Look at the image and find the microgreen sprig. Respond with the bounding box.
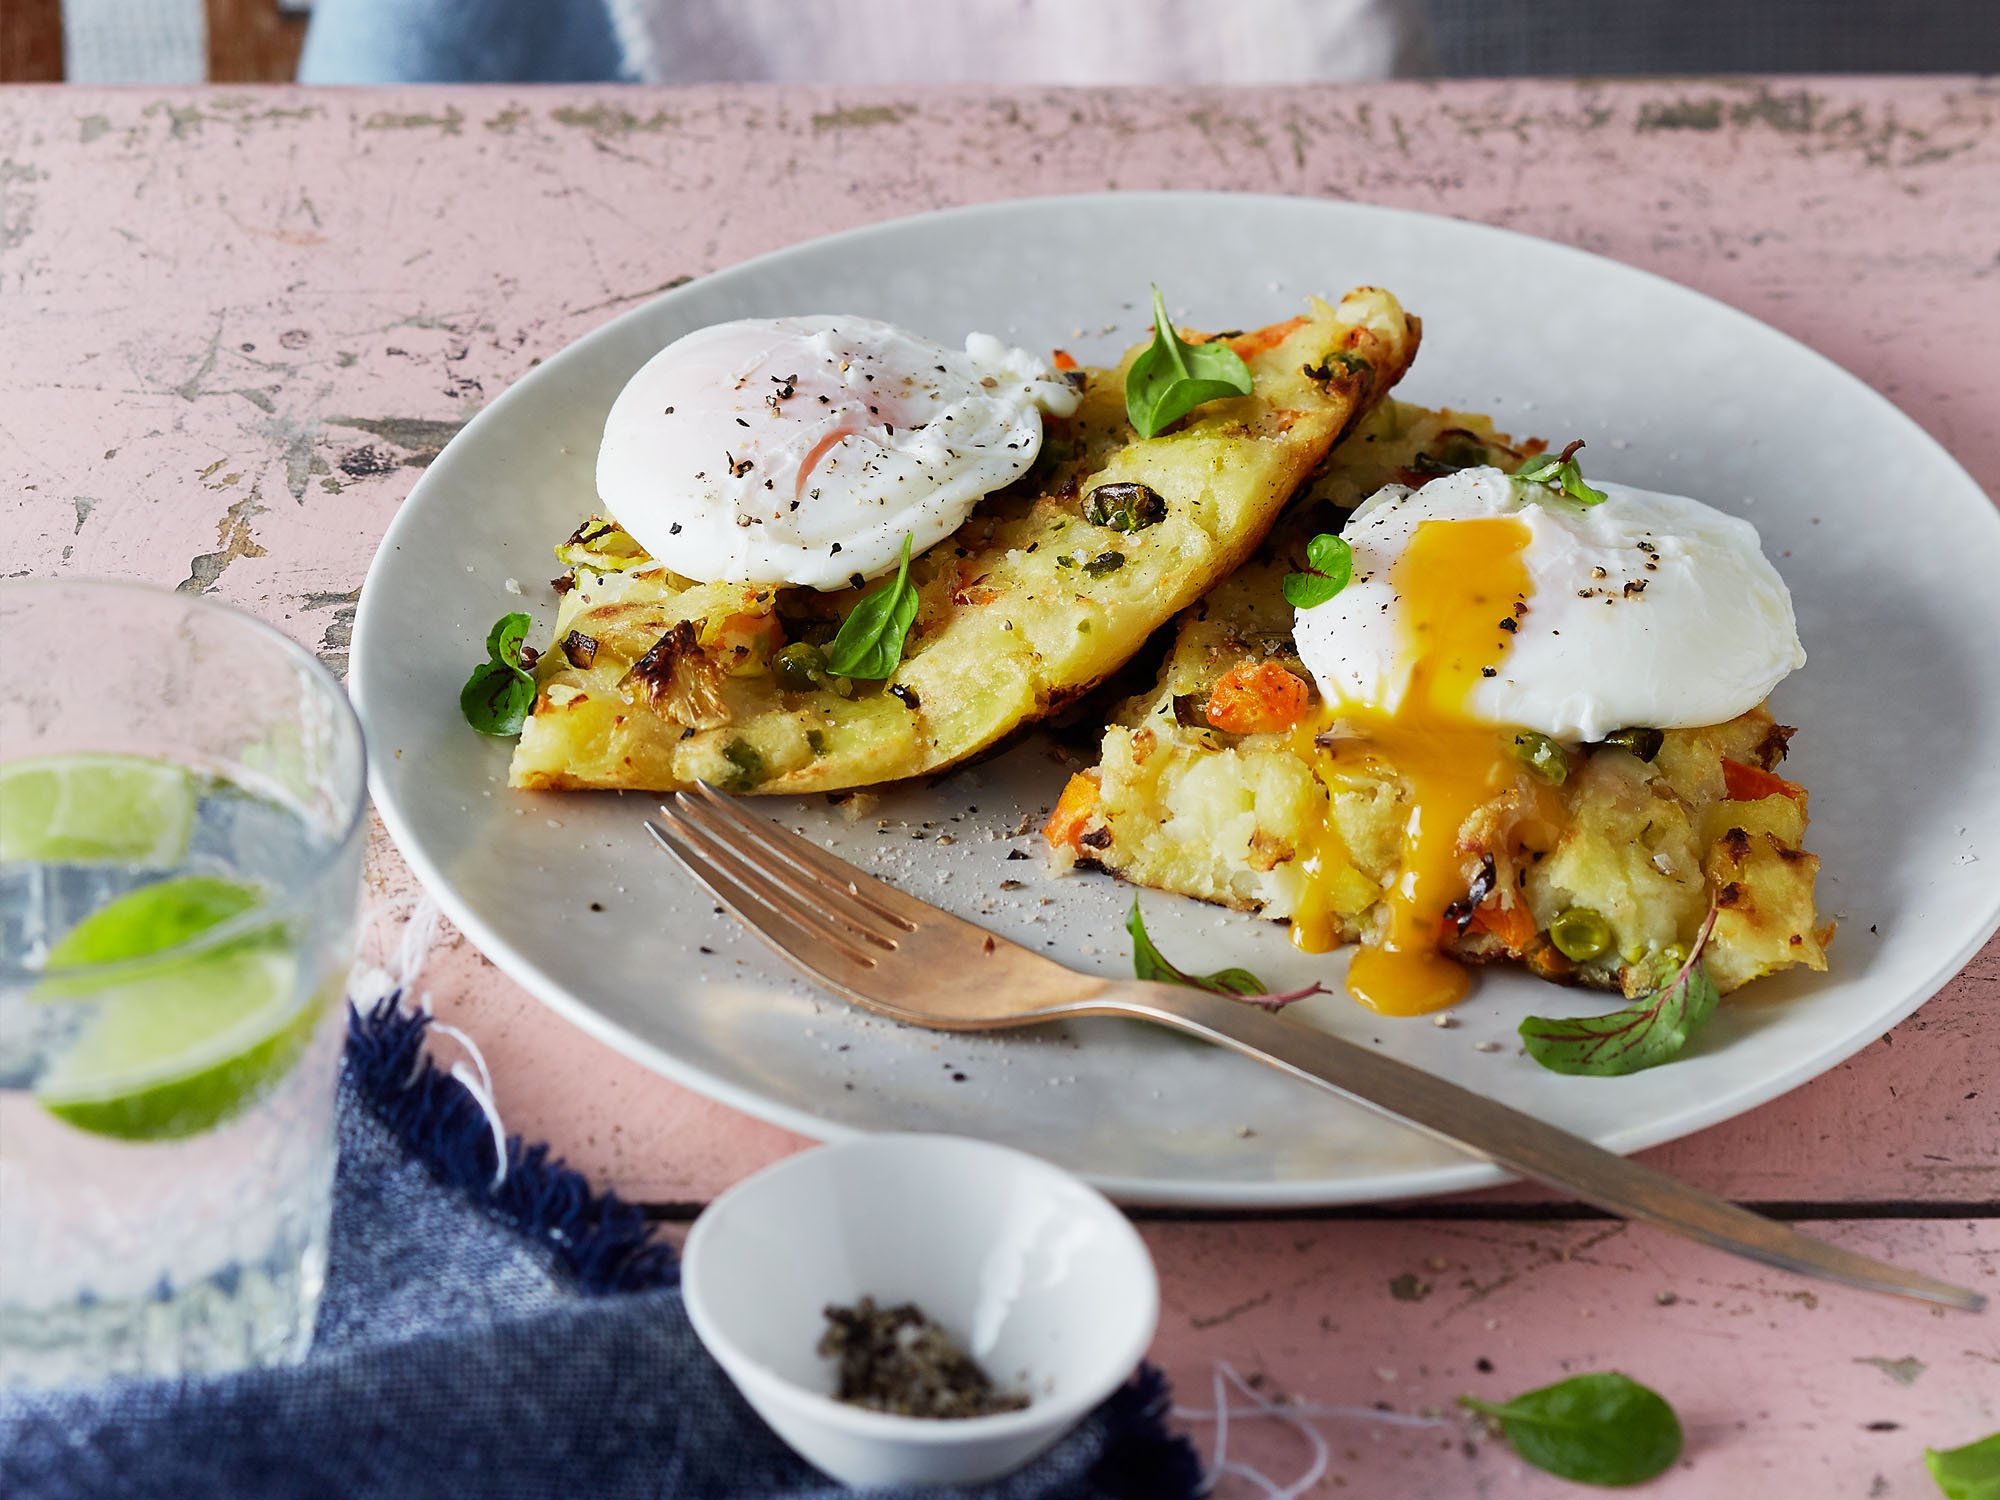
[1127,898,1324,1011]
[1517,904,1721,1076]
[1125,285,1254,438]
[1281,533,1355,610]
[1514,438,1608,507]
[460,612,539,737]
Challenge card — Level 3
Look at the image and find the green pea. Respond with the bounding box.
[773,641,827,693]
[1511,730,1571,785]
[1548,907,1611,962]
[719,738,766,792]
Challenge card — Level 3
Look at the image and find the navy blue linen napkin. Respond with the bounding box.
[1,999,1202,1500]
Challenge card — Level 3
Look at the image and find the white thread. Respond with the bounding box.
[1228,1362,1326,1500]
[601,0,663,81]
[423,1017,494,1104]
[422,1017,507,1193]
[1208,1366,1230,1493]
[350,895,508,1191]
[1178,1360,1447,1498]
[346,964,397,1016]
[354,898,403,968]
[395,894,443,992]
[1216,1462,1283,1500]
[1174,1399,1447,1429]
[445,1058,509,1194]
[348,893,444,1017]
[345,917,402,1015]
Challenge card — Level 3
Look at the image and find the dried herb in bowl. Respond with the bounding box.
[819,1297,1030,1419]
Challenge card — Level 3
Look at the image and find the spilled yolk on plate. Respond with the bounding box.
[1303,515,1535,1015]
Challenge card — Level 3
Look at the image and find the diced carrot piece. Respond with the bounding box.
[1044,772,1101,854]
[1467,898,1536,954]
[1438,898,1534,952]
[1226,316,1309,361]
[1051,349,1079,372]
[713,610,781,656]
[1204,663,1310,735]
[1722,758,1805,803]
[1523,937,1573,983]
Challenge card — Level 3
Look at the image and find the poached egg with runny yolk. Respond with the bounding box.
[597,315,1079,590]
[1291,465,1805,1016]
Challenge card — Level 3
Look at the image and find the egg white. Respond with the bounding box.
[596,315,1078,590]
[1294,466,1806,741]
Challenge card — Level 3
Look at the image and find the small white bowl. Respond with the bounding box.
[681,1133,1159,1488]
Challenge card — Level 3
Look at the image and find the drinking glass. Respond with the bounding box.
[0,580,366,1387]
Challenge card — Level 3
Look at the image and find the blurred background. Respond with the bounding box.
[4,0,1999,85]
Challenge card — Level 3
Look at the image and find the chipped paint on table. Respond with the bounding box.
[5,79,1996,1496]
[1134,1217,1997,1498]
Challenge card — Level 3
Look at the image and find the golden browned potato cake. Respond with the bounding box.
[509,288,1419,794]
[1047,401,1829,996]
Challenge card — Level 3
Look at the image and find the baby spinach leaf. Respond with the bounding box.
[827,533,919,680]
[1926,1431,2000,1500]
[1282,532,1355,609]
[1125,285,1254,438]
[1515,438,1609,507]
[461,611,538,737]
[1461,1371,1682,1487]
[1518,906,1720,1076]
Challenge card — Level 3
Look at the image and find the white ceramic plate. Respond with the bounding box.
[351,193,2000,1208]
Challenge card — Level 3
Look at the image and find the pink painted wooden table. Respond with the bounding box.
[5,77,1997,1495]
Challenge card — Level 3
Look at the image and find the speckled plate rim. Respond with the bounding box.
[352,190,2000,1207]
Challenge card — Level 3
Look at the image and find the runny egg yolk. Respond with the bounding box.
[1305,515,1536,1016]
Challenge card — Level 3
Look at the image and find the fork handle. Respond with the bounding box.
[1098,982,1983,1311]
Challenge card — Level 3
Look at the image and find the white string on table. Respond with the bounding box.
[350,893,510,1191]
[1175,1359,1449,1499]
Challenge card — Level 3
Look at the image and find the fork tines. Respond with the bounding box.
[645,783,915,970]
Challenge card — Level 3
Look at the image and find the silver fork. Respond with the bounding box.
[646,783,1983,1312]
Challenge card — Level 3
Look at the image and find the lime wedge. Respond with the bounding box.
[0,753,197,867]
[32,876,322,1142]
[36,950,322,1141]
[46,874,264,971]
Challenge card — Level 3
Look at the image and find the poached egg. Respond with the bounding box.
[1291,465,1805,1016]
[596,315,1079,590]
